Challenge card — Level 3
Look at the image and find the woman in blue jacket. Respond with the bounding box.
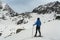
[33,18,41,37]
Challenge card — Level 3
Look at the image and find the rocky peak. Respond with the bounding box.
[32,1,60,14]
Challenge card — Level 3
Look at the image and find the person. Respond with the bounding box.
[33,18,41,37]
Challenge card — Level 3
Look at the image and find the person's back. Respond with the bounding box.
[33,18,41,27]
[33,18,41,37]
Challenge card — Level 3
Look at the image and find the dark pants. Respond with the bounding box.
[35,26,41,36]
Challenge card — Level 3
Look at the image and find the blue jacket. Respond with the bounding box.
[33,19,41,27]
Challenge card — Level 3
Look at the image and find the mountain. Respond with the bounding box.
[0,1,60,40]
[32,1,60,14]
[0,2,17,17]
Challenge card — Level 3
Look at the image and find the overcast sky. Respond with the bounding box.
[1,0,60,13]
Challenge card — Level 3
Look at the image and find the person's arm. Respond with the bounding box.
[33,24,35,26]
[33,21,37,26]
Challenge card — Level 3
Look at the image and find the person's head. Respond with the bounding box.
[37,18,40,20]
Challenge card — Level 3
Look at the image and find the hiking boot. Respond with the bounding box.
[34,35,37,37]
[38,35,41,37]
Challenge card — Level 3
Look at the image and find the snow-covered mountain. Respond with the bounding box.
[0,2,30,37]
[0,2,17,18]
[32,1,60,14]
[0,12,60,40]
[0,1,60,40]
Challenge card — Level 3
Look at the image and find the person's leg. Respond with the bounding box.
[34,27,37,36]
[38,27,41,37]
[39,30,41,36]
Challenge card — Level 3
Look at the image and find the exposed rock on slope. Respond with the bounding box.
[33,1,60,14]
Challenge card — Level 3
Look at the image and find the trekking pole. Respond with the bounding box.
[32,26,34,38]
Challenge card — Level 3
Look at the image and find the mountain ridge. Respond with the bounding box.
[32,1,60,14]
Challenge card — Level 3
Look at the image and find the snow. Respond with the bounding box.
[0,1,60,40]
[0,12,60,40]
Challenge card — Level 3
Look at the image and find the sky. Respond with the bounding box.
[1,0,60,13]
